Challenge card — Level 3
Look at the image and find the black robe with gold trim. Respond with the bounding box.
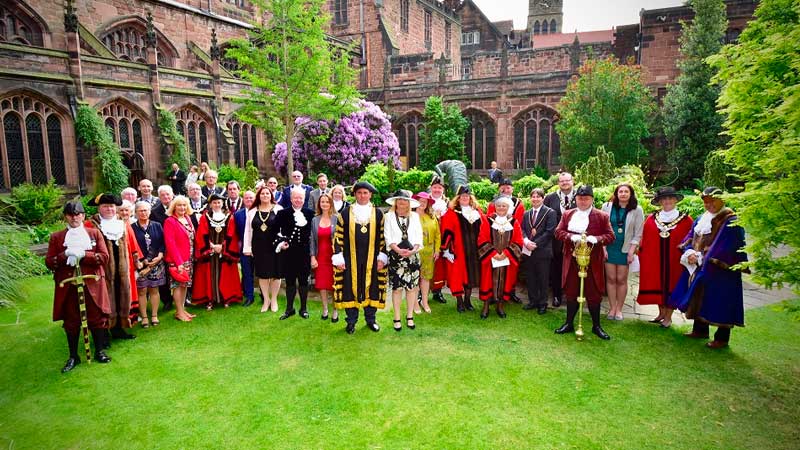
[333,205,387,309]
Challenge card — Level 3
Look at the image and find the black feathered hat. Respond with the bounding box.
[62,201,85,216]
[352,181,378,194]
[651,186,684,206]
[87,193,122,206]
[575,185,594,198]
[456,185,472,196]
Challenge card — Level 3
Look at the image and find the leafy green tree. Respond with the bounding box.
[662,0,728,188]
[556,57,656,168]
[418,96,470,170]
[708,0,800,292]
[226,0,360,173]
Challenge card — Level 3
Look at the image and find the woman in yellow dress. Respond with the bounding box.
[413,192,441,313]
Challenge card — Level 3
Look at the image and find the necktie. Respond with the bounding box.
[563,195,569,208]
[532,209,538,225]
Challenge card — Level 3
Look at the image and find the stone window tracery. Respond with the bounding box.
[227,119,258,168]
[100,21,177,67]
[101,101,148,186]
[176,107,212,164]
[513,106,560,171]
[0,2,44,46]
[395,112,423,169]
[463,110,495,171]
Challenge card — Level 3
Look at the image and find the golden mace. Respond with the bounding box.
[572,233,594,341]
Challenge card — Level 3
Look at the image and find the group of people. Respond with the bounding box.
[47,164,748,373]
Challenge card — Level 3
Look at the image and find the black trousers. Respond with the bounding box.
[692,320,732,343]
[524,257,551,307]
[345,306,377,325]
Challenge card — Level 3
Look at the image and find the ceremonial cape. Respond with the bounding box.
[636,212,693,305]
[478,214,523,301]
[192,212,243,305]
[333,205,387,309]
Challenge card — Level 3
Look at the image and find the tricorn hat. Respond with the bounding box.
[499,178,513,187]
[430,175,445,188]
[699,186,724,199]
[575,185,594,197]
[456,185,472,196]
[87,193,122,206]
[651,186,684,206]
[386,189,420,208]
[62,201,85,216]
[352,181,378,194]
[208,193,226,203]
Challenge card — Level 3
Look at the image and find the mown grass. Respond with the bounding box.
[1,276,798,450]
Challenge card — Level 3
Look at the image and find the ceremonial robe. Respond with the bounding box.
[668,208,746,327]
[478,214,523,301]
[192,212,243,306]
[440,205,485,297]
[333,205,387,309]
[554,208,615,304]
[636,212,693,305]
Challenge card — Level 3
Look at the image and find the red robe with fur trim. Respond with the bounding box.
[478,214,524,301]
[191,212,242,306]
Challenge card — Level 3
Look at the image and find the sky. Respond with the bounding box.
[471,0,686,31]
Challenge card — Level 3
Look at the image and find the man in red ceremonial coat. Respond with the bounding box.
[192,193,243,308]
[478,196,524,318]
[554,186,615,340]
[85,193,141,342]
[636,186,693,328]
[46,201,112,372]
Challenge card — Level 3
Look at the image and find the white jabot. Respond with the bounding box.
[491,214,513,232]
[432,197,448,216]
[64,225,93,252]
[99,217,125,242]
[211,211,226,222]
[353,202,372,223]
[694,210,718,235]
[658,209,680,223]
[293,209,307,227]
[460,206,480,224]
[333,200,343,212]
[567,208,590,234]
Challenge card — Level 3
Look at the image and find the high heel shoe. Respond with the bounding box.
[406,317,415,330]
[393,319,402,332]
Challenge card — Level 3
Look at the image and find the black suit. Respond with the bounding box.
[149,202,170,226]
[275,207,315,314]
[201,185,224,199]
[521,205,557,308]
[543,191,576,301]
[169,170,186,195]
[280,184,313,210]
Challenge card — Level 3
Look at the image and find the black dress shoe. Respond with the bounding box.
[522,303,537,311]
[496,309,507,319]
[299,310,309,319]
[279,310,296,320]
[61,357,79,373]
[331,316,339,323]
[464,299,475,311]
[112,331,136,340]
[480,312,488,319]
[321,313,329,320]
[554,323,574,334]
[242,298,254,307]
[433,291,446,304]
[592,326,611,340]
[346,323,356,334]
[94,351,112,363]
[552,297,562,308]
[393,319,402,332]
[537,306,548,315]
[456,303,466,313]
[510,293,522,304]
[367,322,380,332]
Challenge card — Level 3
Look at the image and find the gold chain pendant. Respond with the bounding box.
[361,225,368,233]
[260,224,267,232]
[214,226,222,233]
[659,230,670,238]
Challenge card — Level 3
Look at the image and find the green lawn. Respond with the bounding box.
[1,277,799,450]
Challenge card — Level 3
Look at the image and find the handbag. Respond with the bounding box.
[169,265,190,284]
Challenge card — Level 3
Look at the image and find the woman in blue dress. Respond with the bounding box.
[601,183,644,320]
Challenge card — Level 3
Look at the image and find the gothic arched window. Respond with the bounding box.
[227,118,260,168]
[550,19,557,34]
[463,109,495,170]
[395,112,423,169]
[513,106,560,171]
[101,100,149,186]
[0,2,45,46]
[176,107,213,164]
[533,21,540,35]
[100,19,178,67]
[0,93,70,188]
[542,20,549,34]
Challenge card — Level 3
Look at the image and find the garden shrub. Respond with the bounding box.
[243,160,261,191]
[512,174,547,198]
[468,179,498,202]
[396,168,435,196]
[0,219,49,308]
[360,163,392,201]
[1,181,63,225]
[217,164,247,187]
[75,105,129,195]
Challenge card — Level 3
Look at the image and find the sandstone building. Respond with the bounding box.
[0,0,757,192]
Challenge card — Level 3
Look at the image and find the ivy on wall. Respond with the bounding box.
[156,107,192,170]
[74,105,130,195]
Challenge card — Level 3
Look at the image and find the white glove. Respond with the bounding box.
[570,234,582,243]
[66,255,78,267]
[65,248,85,259]
[443,250,455,263]
[586,236,598,244]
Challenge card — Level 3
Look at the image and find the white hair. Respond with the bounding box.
[157,185,173,195]
[290,186,306,199]
[187,182,201,191]
[119,199,134,211]
[134,200,152,211]
[494,196,514,209]
[121,187,137,197]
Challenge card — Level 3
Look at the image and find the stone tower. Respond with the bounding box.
[527,0,563,35]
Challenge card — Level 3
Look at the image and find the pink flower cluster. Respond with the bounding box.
[272,101,400,183]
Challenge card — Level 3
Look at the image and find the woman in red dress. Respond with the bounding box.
[163,195,197,322]
[311,193,338,322]
[636,186,693,328]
